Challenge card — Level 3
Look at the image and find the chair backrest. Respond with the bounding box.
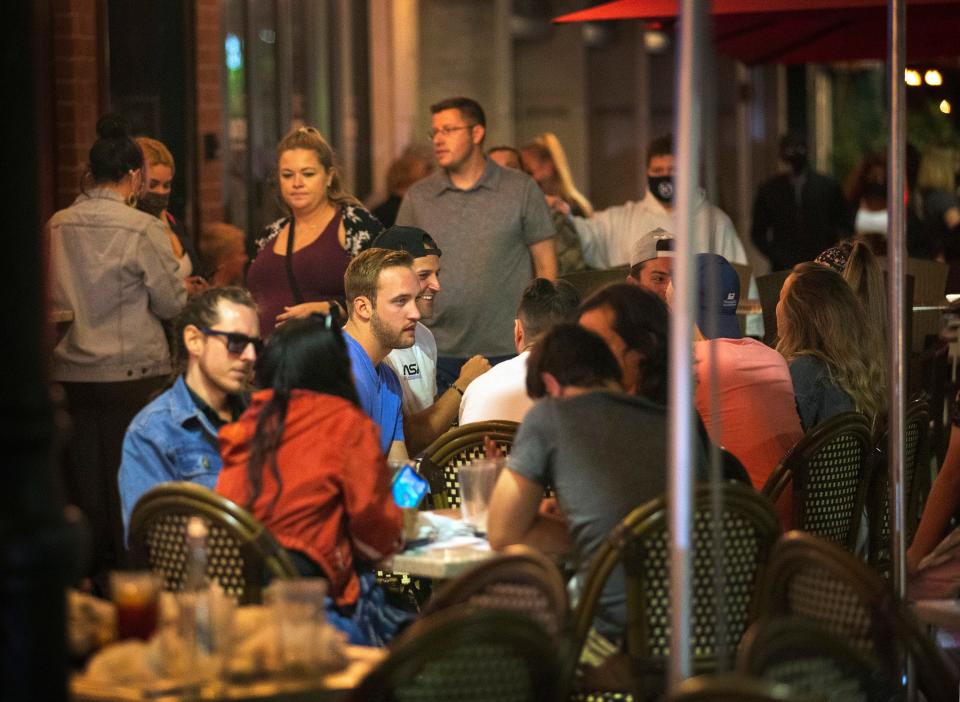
[666,673,812,702]
[878,256,948,306]
[420,545,569,642]
[352,607,560,702]
[868,396,931,577]
[738,616,904,702]
[761,412,873,551]
[417,420,519,509]
[755,531,958,702]
[756,270,791,346]
[127,482,298,604]
[568,483,780,699]
[560,265,631,299]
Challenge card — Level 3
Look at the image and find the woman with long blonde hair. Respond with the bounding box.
[776,262,885,430]
[246,126,383,336]
[521,132,594,217]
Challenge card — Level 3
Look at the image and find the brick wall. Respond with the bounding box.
[194,0,225,229]
[52,0,100,210]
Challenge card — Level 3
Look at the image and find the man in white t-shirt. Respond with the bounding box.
[378,226,490,453]
[459,278,580,424]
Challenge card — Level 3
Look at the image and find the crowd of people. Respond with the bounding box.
[47,99,960,650]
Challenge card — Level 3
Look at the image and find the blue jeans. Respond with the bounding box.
[436,354,516,395]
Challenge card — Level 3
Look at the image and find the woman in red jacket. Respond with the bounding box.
[216,314,404,644]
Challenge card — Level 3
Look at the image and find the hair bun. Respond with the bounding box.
[96,113,131,140]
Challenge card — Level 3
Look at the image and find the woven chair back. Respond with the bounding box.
[128,482,297,604]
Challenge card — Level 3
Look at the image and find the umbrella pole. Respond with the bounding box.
[886,0,906,601]
[668,0,707,690]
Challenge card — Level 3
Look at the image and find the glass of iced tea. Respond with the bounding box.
[110,570,162,641]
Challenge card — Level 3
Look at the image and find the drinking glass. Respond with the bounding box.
[266,578,331,677]
[458,457,504,533]
[110,570,163,641]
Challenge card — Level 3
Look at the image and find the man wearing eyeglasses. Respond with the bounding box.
[395,96,557,393]
[119,287,260,535]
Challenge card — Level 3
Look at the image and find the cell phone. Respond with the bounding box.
[391,463,430,509]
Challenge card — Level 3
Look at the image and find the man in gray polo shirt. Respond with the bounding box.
[396,96,557,390]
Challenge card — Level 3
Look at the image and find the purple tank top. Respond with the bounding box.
[246,208,349,336]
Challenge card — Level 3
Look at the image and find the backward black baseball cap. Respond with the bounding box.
[372,226,442,258]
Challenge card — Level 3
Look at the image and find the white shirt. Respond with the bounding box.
[573,190,762,337]
[384,322,437,415]
[458,350,533,425]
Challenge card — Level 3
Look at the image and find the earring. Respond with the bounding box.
[127,193,138,208]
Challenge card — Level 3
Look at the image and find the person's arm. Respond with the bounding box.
[908,424,960,572]
[118,422,174,538]
[387,440,409,464]
[529,239,558,281]
[343,420,404,560]
[487,468,571,556]
[404,355,491,455]
[140,218,187,319]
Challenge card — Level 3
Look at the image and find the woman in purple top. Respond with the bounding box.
[247,126,383,336]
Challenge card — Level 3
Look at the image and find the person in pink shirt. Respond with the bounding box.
[684,254,803,522]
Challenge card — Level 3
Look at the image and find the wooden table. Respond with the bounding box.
[71,645,386,701]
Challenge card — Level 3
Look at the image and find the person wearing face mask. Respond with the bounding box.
[567,134,760,336]
[751,132,850,272]
[48,113,186,591]
[136,137,207,296]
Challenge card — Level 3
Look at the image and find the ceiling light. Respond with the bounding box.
[925,69,943,86]
[904,69,921,86]
[941,99,952,115]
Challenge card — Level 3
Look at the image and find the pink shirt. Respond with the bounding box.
[694,338,803,498]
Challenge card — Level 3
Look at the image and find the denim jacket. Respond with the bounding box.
[119,376,224,536]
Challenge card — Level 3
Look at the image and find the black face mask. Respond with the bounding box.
[648,175,674,204]
[862,180,886,201]
[137,191,169,218]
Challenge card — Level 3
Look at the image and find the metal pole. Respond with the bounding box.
[886,0,906,600]
[668,0,705,689]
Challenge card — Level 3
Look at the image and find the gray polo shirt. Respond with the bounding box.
[396,159,554,358]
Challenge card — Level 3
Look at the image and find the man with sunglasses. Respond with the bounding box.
[119,287,260,535]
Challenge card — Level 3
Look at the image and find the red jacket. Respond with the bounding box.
[217,389,402,606]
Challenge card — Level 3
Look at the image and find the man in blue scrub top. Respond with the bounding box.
[342,248,422,462]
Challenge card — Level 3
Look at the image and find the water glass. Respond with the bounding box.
[266,578,330,677]
[458,457,504,533]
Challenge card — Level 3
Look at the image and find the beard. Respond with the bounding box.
[371,311,415,350]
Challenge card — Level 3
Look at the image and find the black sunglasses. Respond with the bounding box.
[200,328,264,355]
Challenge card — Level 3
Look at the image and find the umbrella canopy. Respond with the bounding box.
[554,0,960,64]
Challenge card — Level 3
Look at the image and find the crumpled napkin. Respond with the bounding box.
[412,511,476,544]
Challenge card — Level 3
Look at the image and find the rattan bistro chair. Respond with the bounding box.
[762,412,873,551]
[352,607,560,702]
[737,616,903,702]
[416,420,519,509]
[755,531,958,702]
[565,483,780,701]
[420,545,569,642]
[867,396,930,578]
[127,482,297,604]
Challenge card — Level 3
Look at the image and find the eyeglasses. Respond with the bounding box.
[200,328,264,355]
[427,124,476,139]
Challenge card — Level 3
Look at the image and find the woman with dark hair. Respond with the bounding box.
[577,283,669,403]
[48,113,186,586]
[215,315,403,645]
[247,126,384,336]
[777,262,885,431]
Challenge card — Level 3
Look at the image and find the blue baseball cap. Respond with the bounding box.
[696,253,741,340]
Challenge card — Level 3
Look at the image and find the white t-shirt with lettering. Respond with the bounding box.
[384,322,437,415]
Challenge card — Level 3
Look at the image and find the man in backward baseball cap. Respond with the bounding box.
[375,226,490,453]
[626,227,674,302]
